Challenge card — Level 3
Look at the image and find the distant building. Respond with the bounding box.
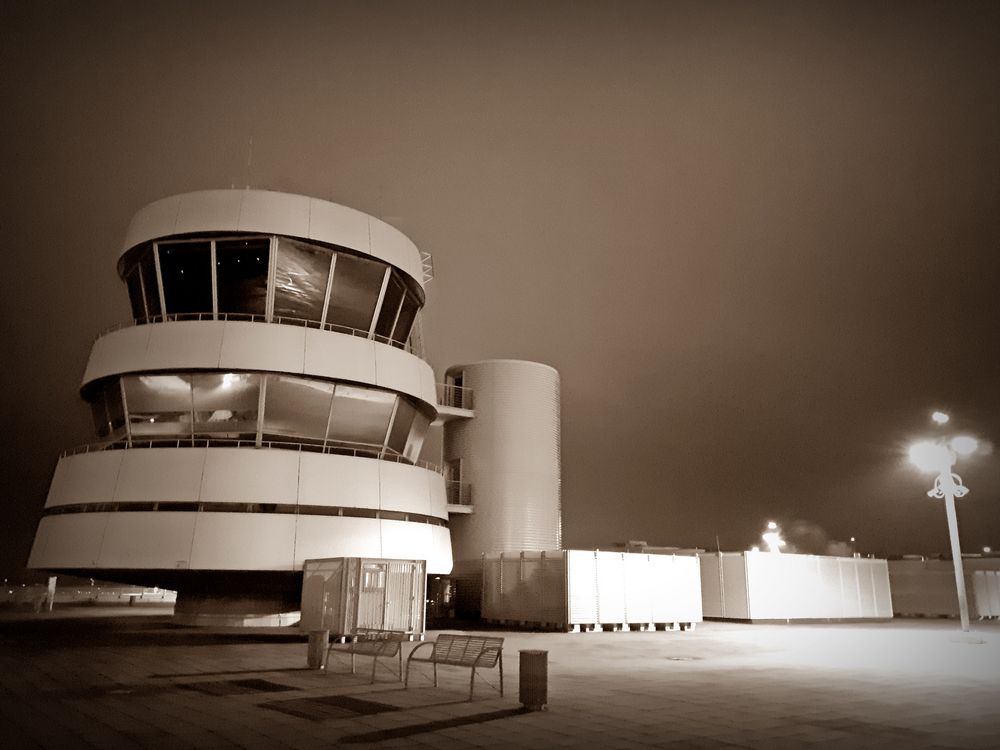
[28,189,562,625]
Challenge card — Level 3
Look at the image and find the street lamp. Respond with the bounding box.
[908,419,980,632]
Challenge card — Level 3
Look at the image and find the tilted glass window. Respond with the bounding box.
[90,386,112,439]
[124,265,146,321]
[158,241,212,316]
[374,273,405,340]
[107,382,126,436]
[261,375,334,442]
[216,238,269,318]
[273,238,331,324]
[325,253,385,333]
[124,374,193,438]
[386,397,416,454]
[138,247,161,319]
[392,291,419,348]
[404,412,430,462]
[328,385,395,447]
[192,373,260,439]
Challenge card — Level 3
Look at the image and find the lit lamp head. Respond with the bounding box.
[907,440,956,474]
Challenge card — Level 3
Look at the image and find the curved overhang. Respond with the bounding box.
[82,321,439,411]
[122,190,426,290]
[29,448,453,575]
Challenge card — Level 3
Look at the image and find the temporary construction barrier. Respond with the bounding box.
[888,558,1000,618]
[973,571,1000,619]
[300,557,426,637]
[481,550,702,631]
[699,552,892,621]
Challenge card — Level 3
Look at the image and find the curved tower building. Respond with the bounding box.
[28,190,452,624]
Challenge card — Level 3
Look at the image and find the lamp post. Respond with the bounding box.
[908,422,979,632]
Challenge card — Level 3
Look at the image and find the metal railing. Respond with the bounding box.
[445,480,472,506]
[98,313,416,353]
[437,383,474,410]
[61,437,442,474]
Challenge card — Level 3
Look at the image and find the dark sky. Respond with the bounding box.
[2,1,998,577]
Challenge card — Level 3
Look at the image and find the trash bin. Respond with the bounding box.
[519,649,547,710]
[307,629,330,669]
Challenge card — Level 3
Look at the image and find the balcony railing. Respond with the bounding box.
[98,313,415,353]
[437,383,474,410]
[446,480,472,506]
[61,437,442,475]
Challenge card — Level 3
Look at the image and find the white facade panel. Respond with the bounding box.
[190,514,296,570]
[113,448,205,504]
[427,525,454,574]
[292,516,383,566]
[142,321,225,371]
[29,514,109,568]
[237,190,310,238]
[200,448,299,504]
[218,321,306,373]
[46,451,124,508]
[379,461,431,515]
[121,194,181,251]
[302,329,379,386]
[427,471,448,518]
[82,325,150,384]
[368,216,423,286]
[379,519,433,563]
[298,451,380,509]
[374,344,426,401]
[98,512,198,569]
[174,191,243,236]
[307,199,371,255]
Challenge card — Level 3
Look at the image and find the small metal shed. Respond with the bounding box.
[300,557,426,636]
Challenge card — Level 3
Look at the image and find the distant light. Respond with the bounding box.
[908,440,954,473]
[985,546,993,554]
[750,546,760,552]
[950,436,979,456]
[766,521,778,530]
[762,531,785,554]
[850,537,856,543]
[932,411,950,425]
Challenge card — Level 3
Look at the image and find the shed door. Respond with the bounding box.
[357,562,387,629]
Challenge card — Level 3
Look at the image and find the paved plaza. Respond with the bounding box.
[1,606,998,749]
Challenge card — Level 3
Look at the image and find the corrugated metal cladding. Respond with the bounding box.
[444,360,561,561]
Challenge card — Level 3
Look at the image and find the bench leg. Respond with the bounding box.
[469,666,476,701]
[499,652,504,697]
[433,661,438,688]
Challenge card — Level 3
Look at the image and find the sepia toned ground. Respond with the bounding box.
[1,607,998,749]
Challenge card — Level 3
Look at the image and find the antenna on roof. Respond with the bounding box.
[245,135,254,189]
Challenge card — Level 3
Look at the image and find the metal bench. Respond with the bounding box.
[325,629,405,683]
[404,634,504,700]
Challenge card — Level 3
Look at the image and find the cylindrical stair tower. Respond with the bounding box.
[443,359,562,563]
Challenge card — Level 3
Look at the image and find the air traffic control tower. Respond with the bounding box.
[28,189,562,625]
